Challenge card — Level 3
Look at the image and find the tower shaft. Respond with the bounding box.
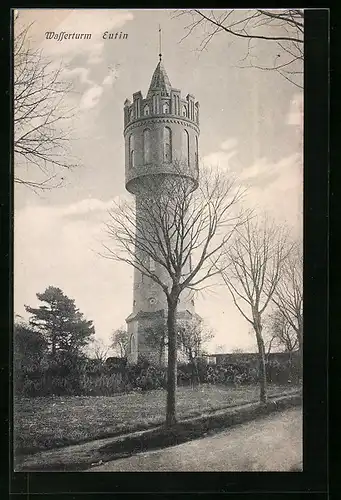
[123,58,200,364]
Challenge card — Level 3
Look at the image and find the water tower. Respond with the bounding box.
[123,51,200,364]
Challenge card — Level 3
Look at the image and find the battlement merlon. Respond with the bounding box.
[123,91,199,128]
[123,60,199,128]
[124,89,197,108]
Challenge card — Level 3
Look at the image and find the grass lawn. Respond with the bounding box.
[14,384,299,456]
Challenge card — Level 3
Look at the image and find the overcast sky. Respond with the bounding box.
[14,9,303,353]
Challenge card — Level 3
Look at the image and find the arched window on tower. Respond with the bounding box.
[129,108,134,121]
[195,136,199,169]
[182,129,189,166]
[183,105,188,117]
[163,102,169,114]
[144,105,150,116]
[129,134,134,168]
[164,127,172,163]
[143,129,151,164]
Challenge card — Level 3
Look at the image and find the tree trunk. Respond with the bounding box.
[160,329,167,367]
[158,343,163,368]
[166,299,177,427]
[254,321,267,404]
[192,357,200,387]
[189,356,196,388]
[295,323,303,382]
[298,346,303,383]
[288,350,293,383]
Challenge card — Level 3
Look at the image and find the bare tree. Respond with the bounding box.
[272,243,303,358]
[103,166,247,426]
[90,339,111,363]
[220,216,292,403]
[14,17,78,190]
[264,309,299,357]
[215,344,226,354]
[231,347,245,354]
[175,9,303,89]
[178,317,214,386]
[111,328,132,359]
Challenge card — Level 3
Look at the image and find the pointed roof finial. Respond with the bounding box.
[158,25,162,62]
[147,58,172,97]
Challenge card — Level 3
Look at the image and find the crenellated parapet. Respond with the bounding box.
[123,60,200,195]
[124,90,200,130]
[124,61,199,130]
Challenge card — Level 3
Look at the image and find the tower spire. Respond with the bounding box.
[158,25,162,62]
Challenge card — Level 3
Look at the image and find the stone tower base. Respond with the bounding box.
[126,309,201,366]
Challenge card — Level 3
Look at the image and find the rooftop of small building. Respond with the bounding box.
[203,351,299,358]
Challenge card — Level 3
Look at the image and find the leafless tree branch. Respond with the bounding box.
[272,242,303,352]
[103,165,248,302]
[14,19,80,190]
[175,9,303,89]
[101,165,248,425]
[219,214,293,402]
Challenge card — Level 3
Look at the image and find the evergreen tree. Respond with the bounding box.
[25,286,95,359]
[14,319,48,371]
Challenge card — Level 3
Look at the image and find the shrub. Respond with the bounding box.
[126,361,167,391]
[78,373,127,396]
[14,350,300,397]
[177,364,192,385]
[205,363,258,386]
[266,357,300,385]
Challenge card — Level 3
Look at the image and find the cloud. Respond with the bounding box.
[221,138,239,151]
[14,200,133,342]
[102,74,114,86]
[61,198,114,216]
[202,138,239,174]
[286,93,303,126]
[14,196,258,352]
[14,198,115,222]
[102,66,120,86]
[87,43,105,65]
[203,150,236,172]
[64,65,120,111]
[64,66,94,86]
[204,138,302,229]
[80,85,104,109]
[239,157,275,183]
[240,153,303,228]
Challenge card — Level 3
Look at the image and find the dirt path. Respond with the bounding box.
[87,407,302,472]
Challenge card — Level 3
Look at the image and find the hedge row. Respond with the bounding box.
[14,355,301,397]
